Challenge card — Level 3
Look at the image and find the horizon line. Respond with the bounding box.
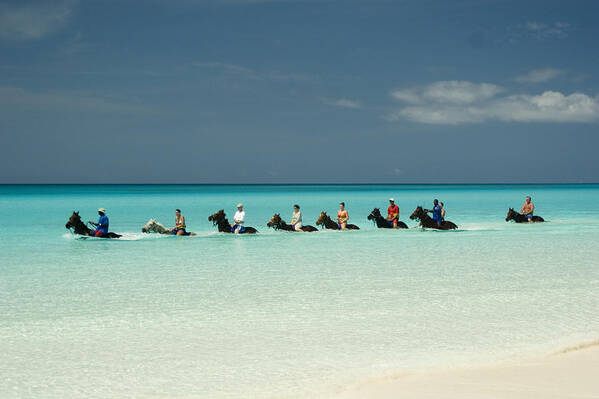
[1,182,598,186]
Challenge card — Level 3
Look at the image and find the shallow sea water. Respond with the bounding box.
[1,184,598,398]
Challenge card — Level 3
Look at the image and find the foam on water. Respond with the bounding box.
[1,184,599,399]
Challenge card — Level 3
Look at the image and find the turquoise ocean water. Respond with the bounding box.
[1,184,598,399]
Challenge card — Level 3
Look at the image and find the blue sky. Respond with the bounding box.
[1,0,598,183]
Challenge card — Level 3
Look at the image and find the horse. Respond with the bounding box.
[266,213,318,232]
[367,208,408,229]
[506,208,545,223]
[315,211,360,230]
[409,206,458,230]
[208,209,257,234]
[65,211,122,238]
[141,218,197,235]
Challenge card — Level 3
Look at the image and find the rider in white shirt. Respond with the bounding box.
[232,203,245,234]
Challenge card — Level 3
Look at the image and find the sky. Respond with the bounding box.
[1,0,598,184]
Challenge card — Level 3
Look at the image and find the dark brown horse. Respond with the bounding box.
[65,211,122,238]
[208,209,257,234]
[315,211,360,230]
[409,206,458,230]
[506,208,545,223]
[367,208,408,229]
[267,213,318,232]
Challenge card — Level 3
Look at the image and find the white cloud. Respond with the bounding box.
[0,87,150,115]
[0,1,76,41]
[192,61,257,78]
[524,21,572,39]
[192,61,314,83]
[389,81,599,124]
[390,89,421,104]
[503,21,573,44]
[324,98,362,109]
[391,81,503,106]
[514,68,563,83]
[422,81,503,104]
[493,91,599,123]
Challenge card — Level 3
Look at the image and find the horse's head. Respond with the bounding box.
[367,208,381,221]
[142,218,165,233]
[316,211,328,226]
[141,218,154,232]
[267,213,282,228]
[66,211,81,229]
[208,209,225,224]
[506,208,516,222]
[410,206,424,220]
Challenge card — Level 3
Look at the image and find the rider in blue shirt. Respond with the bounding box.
[427,199,443,227]
[89,208,109,237]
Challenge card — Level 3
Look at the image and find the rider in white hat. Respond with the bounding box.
[232,203,245,234]
[89,208,109,237]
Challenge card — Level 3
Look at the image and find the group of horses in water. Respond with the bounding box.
[66,206,544,239]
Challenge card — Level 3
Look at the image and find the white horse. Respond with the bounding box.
[142,219,172,234]
[141,218,196,236]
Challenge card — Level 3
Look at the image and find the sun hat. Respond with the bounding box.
[389,198,395,202]
[236,203,243,208]
[98,208,106,213]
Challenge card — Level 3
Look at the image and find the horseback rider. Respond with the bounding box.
[291,204,303,231]
[89,208,109,237]
[440,202,446,221]
[387,198,399,228]
[172,209,187,235]
[520,196,535,222]
[231,203,246,234]
[337,202,349,230]
[426,199,443,227]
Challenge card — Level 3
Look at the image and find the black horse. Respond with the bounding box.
[409,206,458,230]
[315,211,360,230]
[267,214,318,232]
[65,211,122,238]
[367,208,408,229]
[208,209,257,234]
[506,208,545,223]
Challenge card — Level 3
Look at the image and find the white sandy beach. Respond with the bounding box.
[335,342,599,399]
